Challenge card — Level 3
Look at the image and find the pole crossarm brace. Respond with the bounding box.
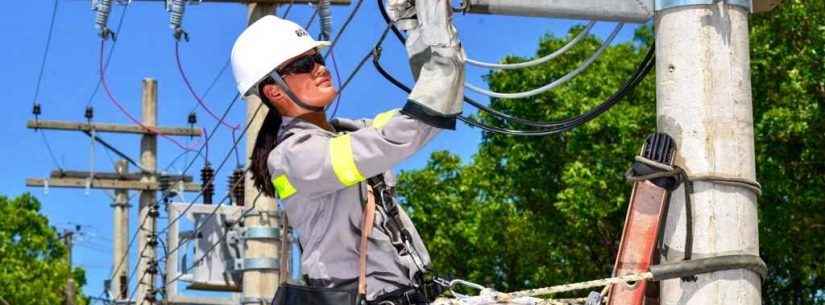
[26,177,201,192]
[27,120,203,137]
[131,0,351,4]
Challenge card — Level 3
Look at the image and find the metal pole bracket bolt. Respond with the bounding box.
[241,297,273,305]
[655,0,752,12]
[242,227,281,240]
[234,258,280,271]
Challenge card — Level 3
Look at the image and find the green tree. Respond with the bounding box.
[397,2,824,304]
[0,193,88,305]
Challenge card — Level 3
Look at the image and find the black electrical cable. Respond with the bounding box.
[371,40,655,136]
[323,0,365,59]
[32,0,59,105]
[375,0,655,133]
[376,0,406,45]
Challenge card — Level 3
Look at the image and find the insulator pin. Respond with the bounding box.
[187,112,197,125]
[33,103,42,117]
[84,106,94,120]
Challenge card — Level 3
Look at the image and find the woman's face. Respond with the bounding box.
[278,49,337,110]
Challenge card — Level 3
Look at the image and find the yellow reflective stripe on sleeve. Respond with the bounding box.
[272,175,297,199]
[371,109,399,129]
[329,134,366,186]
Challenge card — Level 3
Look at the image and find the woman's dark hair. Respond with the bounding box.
[251,77,281,198]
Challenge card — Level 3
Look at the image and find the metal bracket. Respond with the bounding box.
[656,0,752,11]
[234,258,280,271]
[242,227,281,240]
[241,297,273,305]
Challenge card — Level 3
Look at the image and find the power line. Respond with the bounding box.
[87,3,130,107]
[32,0,59,105]
[174,40,240,131]
[98,39,198,152]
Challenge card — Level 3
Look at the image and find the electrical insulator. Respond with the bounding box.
[201,162,214,204]
[187,112,197,125]
[84,106,94,121]
[32,103,42,117]
[232,168,245,206]
[93,0,116,40]
[146,234,158,247]
[168,0,189,41]
[318,0,333,41]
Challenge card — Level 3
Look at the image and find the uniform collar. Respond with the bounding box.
[279,116,338,140]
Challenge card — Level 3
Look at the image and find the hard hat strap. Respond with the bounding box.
[269,71,326,113]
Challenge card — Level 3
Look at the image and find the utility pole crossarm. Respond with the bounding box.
[25,177,201,192]
[130,0,351,4]
[27,120,203,137]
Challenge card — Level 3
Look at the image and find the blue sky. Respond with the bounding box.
[0,0,638,301]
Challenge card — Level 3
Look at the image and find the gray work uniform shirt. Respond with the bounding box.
[267,109,437,300]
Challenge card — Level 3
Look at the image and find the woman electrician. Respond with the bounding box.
[230,1,465,304]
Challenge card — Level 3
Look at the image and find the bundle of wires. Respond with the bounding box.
[374,0,655,136]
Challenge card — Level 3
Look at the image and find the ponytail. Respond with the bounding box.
[251,80,282,198]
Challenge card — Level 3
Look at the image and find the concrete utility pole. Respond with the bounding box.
[112,160,130,301]
[242,5,280,305]
[137,78,159,305]
[63,230,76,305]
[656,2,761,305]
[24,78,202,305]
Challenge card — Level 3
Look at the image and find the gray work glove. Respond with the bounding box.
[389,0,466,129]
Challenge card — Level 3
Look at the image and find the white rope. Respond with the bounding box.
[466,21,596,70]
[464,23,624,100]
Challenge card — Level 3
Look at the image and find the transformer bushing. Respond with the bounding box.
[201,163,214,204]
[229,168,244,206]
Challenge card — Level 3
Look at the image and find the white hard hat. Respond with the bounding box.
[231,15,330,96]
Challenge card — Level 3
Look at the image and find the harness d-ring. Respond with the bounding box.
[449,279,486,300]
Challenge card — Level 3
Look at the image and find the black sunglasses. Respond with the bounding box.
[279,53,325,76]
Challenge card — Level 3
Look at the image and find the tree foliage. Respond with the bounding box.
[397,2,824,304]
[0,193,88,305]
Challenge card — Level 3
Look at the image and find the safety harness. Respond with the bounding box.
[367,175,450,305]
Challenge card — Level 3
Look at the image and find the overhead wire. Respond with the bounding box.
[322,0,365,58]
[374,0,654,135]
[175,40,240,131]
[464,23,624,99]
[370,30,656,135]
[158,98,262,237]
[156,0,303,238]
[32,0,59,105]
[87,3,130,108]
[31,0,65,172]
[150,192,264,304]
[465,21,596,70]
[98,39,199,152]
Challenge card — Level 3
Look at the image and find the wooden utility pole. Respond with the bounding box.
[242,5,280,305]
[656,2,761,305]
[112,160,130,301]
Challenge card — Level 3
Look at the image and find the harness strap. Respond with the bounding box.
[358,185,378,299]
